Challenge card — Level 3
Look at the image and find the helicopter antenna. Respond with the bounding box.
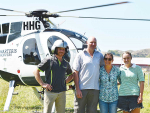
[57,20,66,27]
[83,32,86,36]
[82,32,86,44]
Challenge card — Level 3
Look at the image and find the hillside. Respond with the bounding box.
[102,48,150,58]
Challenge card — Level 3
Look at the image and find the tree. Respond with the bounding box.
[107,50,121,56]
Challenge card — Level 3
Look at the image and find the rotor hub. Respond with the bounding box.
[32,9,48,14]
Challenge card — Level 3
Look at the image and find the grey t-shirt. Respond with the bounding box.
[73,49,104,90]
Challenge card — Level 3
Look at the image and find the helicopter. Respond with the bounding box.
[0,1,150,112]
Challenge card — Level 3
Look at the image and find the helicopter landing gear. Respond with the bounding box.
[32,87,56,113]
[32,87,44,104]
[4,80,15,111]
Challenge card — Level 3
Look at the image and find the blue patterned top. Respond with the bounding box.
[99,66,121,102]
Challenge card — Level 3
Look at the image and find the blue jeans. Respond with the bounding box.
[99,100,118,113]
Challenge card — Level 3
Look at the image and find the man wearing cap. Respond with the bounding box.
[33,40,73,113]
[73,36,105,113]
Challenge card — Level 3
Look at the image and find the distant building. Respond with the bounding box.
[113,57,150,72]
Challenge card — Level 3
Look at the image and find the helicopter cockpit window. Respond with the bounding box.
[0,34,7,44]
[10,22,22,33]
[70,38,82,49]
[0,24,1,34]
[2,23,9,34]
[60,30,87,50]
[8,22,22,43]
[23,38,41,65]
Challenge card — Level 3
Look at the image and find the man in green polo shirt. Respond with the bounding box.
[33,40,73,113]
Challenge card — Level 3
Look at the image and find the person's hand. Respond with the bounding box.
[42,83,53,91]
[76,89,82,98]
[137,95,143,104]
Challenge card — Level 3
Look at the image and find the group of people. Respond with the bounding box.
[33,36,145,113]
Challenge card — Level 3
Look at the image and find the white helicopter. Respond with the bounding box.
[0,1,149,112]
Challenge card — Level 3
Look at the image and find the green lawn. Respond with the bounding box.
[0,74,150,113]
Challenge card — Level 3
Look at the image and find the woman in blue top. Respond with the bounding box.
[117,52,145,113]
[99,53,120,113]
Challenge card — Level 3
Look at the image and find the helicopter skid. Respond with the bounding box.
[4,80,15,111]
[32,87,44,104]
[32,87,55,113]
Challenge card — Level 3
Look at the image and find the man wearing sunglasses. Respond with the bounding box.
[73,36,105,113]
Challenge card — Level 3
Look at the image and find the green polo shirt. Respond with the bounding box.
[37,55,72,93]
[119,64,145,96]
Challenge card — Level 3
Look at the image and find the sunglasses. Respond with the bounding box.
[104,58,112,61]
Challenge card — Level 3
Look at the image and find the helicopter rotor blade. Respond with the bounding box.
[0,8,27,14]
[58,16,150,21]
[50,1,129,14]
[0,15,25,16]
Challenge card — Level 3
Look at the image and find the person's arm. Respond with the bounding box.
[136,66,145,104]
[33,68,52,91]
[66,72,74,84]
[117,67,121,85]
[74,70,82,98]
[100,53,105,66]
[137,81,144,104]
[117,81,121,85]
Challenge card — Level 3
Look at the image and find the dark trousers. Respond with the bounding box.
[74,89,99,113]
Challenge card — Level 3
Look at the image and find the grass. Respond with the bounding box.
[0,79,43,113]
[0,74,150,113]
[141,73,150,113]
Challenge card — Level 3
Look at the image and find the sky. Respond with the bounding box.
[0,0,150,52]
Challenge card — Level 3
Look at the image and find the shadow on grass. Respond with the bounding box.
[8,105,43,113]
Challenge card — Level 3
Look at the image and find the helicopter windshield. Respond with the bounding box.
[57,29,101,52]
[47,29,87,42]
[44,29,88,51]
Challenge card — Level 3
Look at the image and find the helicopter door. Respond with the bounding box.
[19,37,41,86]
